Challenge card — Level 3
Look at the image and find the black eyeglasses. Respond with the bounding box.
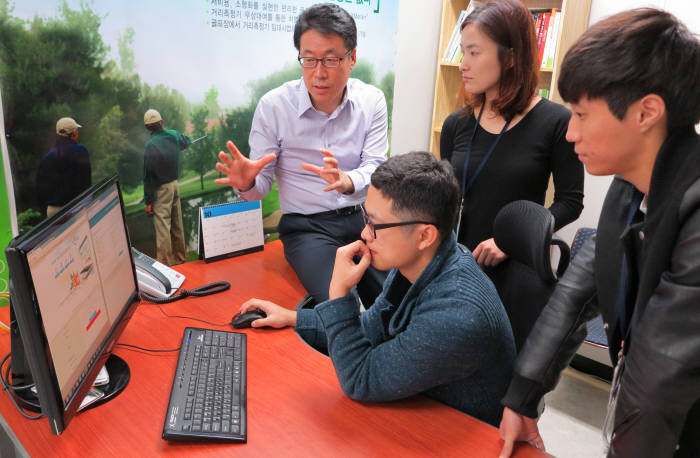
[361,205,435,239]
[297,49,353,68]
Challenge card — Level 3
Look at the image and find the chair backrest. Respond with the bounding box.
[491,200,571,351]
[493,200,570,281]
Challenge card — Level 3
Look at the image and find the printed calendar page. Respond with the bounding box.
[199,201,264,262]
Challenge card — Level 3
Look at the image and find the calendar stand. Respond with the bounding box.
[198,200,265,263]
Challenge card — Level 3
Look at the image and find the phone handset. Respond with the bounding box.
[130,248,185,298]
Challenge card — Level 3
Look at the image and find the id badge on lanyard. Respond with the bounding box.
[454,107,510,236]
[602,346,626,446]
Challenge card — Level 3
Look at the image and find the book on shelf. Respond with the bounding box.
[534,12,544,61]
[536,11,551,67]
[442,8,466,62]
[533,8,562,69]
[545,10,562,68]
[441,4,475,63]
[442,5,563,67]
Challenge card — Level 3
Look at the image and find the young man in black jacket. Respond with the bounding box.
[498,8,700,458]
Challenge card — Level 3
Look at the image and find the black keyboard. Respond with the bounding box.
[162,327,247,442]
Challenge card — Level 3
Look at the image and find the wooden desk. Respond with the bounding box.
[0,241,546,457]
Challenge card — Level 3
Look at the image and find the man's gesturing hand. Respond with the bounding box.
[301,149,355,194]
[214,140,275,191]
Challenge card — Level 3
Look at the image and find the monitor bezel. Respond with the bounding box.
[5,175,140,434]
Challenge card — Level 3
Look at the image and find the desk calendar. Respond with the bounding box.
[198,200,264,262]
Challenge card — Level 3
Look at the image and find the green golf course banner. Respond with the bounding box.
[1,0,398,258]
[0,134,15,297]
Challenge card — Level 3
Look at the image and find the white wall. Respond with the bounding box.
[391,0,700,244]
[389,1,441,155]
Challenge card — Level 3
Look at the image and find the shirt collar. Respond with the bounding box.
[407,232,458,292]
[296,77,351,118]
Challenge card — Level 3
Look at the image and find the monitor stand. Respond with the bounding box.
[12,354,130,413]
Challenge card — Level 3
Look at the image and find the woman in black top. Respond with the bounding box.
[440,0,583,267]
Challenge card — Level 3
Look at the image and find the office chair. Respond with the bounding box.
[491,200,570,352]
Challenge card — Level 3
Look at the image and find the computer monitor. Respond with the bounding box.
[4,176,139,434]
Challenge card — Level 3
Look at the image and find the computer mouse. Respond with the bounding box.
[231,309,266,329]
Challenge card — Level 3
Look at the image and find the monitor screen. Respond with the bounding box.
[5,176,139,434]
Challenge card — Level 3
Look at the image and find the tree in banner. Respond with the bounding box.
[379,71,395,134]
[185,105,215,190]
[203,86,221,119]
[0,1,195,216]
[351,59,376,85]
[93,105,126,180]
[0,1,109,212]
[248,62,302,103]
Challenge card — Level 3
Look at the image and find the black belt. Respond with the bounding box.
[308,205,362,217]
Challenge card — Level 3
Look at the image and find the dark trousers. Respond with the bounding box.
[278,211,387,306]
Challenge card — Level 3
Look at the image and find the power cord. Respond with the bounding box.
[115,343,180,353]
[152,304,232,327]
[137,281,232,327]
[112,281,232,358]
[139,281,231,304]
[0,352,43,419]
[0,343,180,421]
[0,281,229,419]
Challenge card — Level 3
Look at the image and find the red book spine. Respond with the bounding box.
[538,12,551,67]
[535,13,543,59]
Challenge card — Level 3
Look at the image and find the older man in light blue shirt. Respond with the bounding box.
[216,3,388,306]
[238,77,388,213]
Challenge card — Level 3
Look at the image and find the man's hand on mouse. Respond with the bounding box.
[328,240,371,300]
[239,298,296,328]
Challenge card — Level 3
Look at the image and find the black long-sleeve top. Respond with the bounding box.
[440,98,584,250]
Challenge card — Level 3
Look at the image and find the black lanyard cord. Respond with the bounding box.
[455,107,511,235]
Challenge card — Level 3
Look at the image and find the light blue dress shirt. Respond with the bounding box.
[237,77,389,214]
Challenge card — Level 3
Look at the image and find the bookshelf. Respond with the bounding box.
[429,0,591,157]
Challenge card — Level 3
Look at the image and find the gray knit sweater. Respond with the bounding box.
[295,234,516,426]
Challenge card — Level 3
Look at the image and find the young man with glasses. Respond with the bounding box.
[239,152,516,426]
[215,3,388,306]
